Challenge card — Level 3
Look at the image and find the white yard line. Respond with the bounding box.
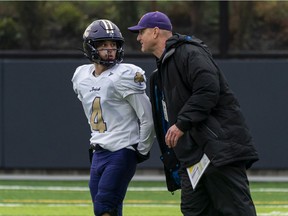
[0,185,168,191]
[0,174,288,182]
[1,185,288,193]
[257,213,288,216]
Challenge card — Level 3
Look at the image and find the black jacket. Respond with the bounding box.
[153,33,259,168]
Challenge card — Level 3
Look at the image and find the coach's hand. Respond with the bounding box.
[165,124,184,148]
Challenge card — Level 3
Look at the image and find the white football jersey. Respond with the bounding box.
[72,63,154,154]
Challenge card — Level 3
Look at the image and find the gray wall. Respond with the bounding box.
[0,57,288,170]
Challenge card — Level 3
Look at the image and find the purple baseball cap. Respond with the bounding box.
[128,11,172,33]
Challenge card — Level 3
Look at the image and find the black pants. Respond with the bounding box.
[179,162,257,216]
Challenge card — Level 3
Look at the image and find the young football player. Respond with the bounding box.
[72,19,155,216]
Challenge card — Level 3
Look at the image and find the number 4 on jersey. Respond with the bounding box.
[90,97,107,133]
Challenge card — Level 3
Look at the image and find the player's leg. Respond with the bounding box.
[89,150,102,214]
[91,148,137,216]
[204,162,257,216]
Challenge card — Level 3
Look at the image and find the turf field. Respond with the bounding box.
[0,179,288,216]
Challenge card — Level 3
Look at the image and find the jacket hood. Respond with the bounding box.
[165,33,186,49]
[166,33,212,55]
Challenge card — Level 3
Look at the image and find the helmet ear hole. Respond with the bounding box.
[82,19,124,66]
[83,41,98,62]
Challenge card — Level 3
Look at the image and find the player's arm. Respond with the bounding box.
[126,93,155,155]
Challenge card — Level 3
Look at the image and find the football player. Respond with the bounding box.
[72,19,155,216]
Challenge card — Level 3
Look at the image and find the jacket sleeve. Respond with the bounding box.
[175,47,220,132]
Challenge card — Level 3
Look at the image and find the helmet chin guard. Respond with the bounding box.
[83,19,124,67]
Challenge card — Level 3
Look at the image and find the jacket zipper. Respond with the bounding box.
[204,124,218,138]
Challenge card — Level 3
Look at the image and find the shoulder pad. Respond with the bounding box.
[114,64,147,97]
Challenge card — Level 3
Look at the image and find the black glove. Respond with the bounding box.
[135,151,150,163]
[132,144,150,163]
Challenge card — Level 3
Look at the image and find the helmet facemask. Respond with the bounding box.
[83,40,124,67]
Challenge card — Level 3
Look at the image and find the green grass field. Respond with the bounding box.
[0,179,288,216]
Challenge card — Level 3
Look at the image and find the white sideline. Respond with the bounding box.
[0,174,164,181]
[0,174,288,182]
